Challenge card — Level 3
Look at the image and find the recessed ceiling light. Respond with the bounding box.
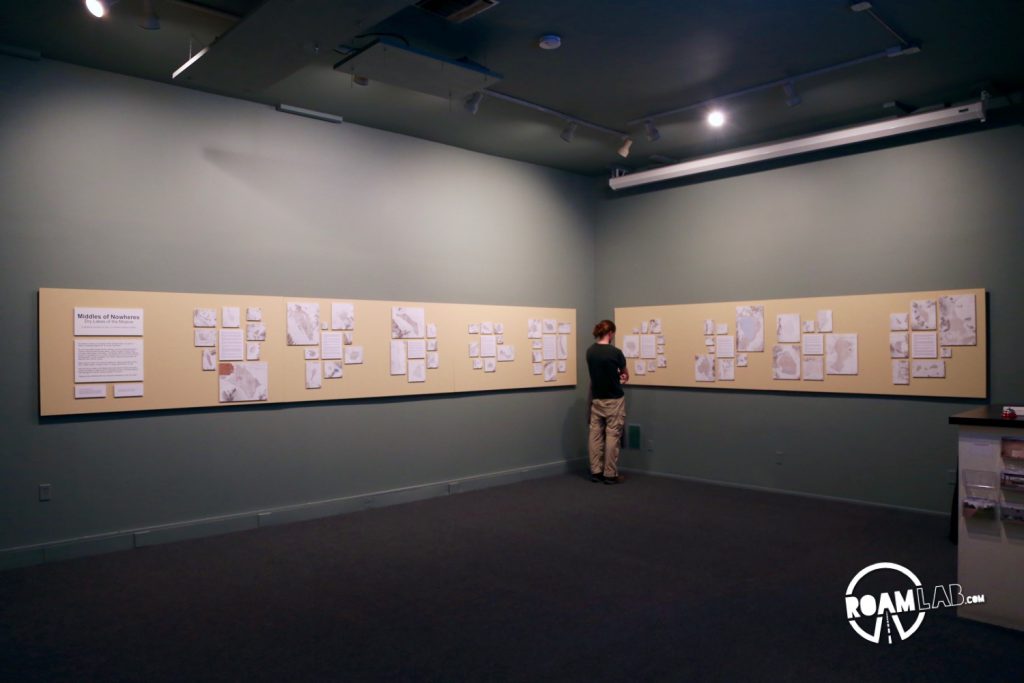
[707,110,726,128]
[538,34,562,50]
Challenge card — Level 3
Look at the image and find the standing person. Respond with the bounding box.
[586,320,628,484]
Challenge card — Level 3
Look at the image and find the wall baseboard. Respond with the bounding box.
[619,466,949,517]
[0,458,586,571]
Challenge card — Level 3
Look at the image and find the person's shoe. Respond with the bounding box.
[590,473,604,483]
[603,476,620,485]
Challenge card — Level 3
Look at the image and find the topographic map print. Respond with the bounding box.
[803,356,824,381]
[939,295,976,346]
[246,323,266,341]
[622,335,640,358]
[305,361,322,389]
[286,302,320,345]
[912,360,945,378]
[219,362,268,402]
[772,345,801,380]
[736,305,765,352]
[331,303,355,331]
[889,333,909,359]
[892,360,910,385]
[193,308,216,327]
[694,354,715,382]
[910,299,936,331]
[826,334,858,375]
[776,313,801,343]
[391,307,425,339]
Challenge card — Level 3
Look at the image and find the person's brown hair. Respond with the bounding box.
[592,319,616,339]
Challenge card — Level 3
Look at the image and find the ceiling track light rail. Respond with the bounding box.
[850,2,914,47]
[478,89,627,140]
[611,100,986,190]
[629,44,920,127]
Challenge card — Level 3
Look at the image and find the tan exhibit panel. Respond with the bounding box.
[39,288,576,416]
[615,288,985,398]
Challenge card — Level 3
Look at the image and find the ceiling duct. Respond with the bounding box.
[415,0,499,23]
[334,37,502,99]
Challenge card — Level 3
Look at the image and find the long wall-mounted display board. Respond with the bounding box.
[39,288,576,416]
[615,288,985,398]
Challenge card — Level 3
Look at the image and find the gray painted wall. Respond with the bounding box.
[0,56,596,551]
[595,124,1024,512]
[3,53,1019,558]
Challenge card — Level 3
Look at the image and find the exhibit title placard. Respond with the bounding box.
[73,307,144,336]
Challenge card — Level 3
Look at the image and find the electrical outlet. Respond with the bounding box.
[646,438,655,453]
[775,450,784,466]
[38,484,51,502]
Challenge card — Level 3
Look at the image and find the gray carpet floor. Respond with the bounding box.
[2,473,1023,682]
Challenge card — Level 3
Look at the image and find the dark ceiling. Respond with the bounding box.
[2,0,1022,176]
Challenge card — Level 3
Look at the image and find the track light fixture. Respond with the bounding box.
[464,91,483,114]
[560,121,578,143]
[476,90,628,157]
[617,137,633,158]
[707,110,726,128]
[644,120,661,142]
[783,81,801,107]
[85,0,117,18]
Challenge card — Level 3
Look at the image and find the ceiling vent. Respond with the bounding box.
[415,0,499,23]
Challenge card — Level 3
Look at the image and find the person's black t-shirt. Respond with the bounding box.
[587,343,626,399]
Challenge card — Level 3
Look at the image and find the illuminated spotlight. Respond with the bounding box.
[85,0,117,18]
[707,110,726,128]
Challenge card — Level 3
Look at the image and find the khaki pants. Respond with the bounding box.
[589,397,626,478]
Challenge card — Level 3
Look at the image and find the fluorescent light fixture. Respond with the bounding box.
[171,46,209,79]
[85,0,116,18]
[560,121,578,143]
[275,104,343,124]
[610,101,985,191]
[617,137,633,158]
[707,110,726,128]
